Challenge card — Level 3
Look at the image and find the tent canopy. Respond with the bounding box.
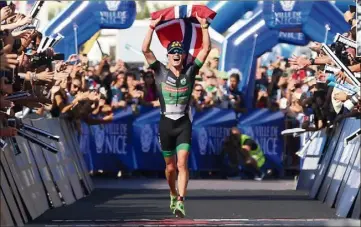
[219,0,351,109]
[43,1,136,58]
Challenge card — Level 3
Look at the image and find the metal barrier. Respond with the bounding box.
[297,117,361,219]
[0,117,93,226]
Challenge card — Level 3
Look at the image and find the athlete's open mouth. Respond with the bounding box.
[173,56,181,63]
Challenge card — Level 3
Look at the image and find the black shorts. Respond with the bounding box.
[158,115,192,157]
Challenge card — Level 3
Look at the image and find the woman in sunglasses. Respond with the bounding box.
[142,13,211,218]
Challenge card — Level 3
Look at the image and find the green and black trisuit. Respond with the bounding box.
[149,59,203,157]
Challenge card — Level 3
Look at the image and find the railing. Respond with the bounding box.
[297,117,361,218]
[0,117,93,226]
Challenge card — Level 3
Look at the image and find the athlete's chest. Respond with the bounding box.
[162,73,190,88]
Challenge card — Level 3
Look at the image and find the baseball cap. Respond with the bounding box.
[167,41,184,54]
[217,71,229,80]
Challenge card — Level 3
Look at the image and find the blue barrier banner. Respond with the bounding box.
[81,107,136,172]
[132,107,163,170]
[237,109,285,173]
[191,108,238,171]
[81,108,285,173]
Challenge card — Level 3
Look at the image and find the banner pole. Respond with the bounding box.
[245,33,258,109]
[324,24,330,44]
[73,23,78,55]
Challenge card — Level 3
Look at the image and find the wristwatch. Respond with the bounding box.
[201,23,209,29]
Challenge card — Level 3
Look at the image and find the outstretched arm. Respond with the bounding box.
[195,12,211,64]
[142,15,162,65]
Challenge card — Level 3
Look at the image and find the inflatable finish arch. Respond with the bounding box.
[43,1,136,58]
[219,1,351,109]
[206,1,260,34]
[207,0,353,35]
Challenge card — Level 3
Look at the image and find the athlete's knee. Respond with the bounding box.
[166,162,177,173]
[177,160,188,172]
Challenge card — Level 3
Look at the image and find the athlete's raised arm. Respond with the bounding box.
[195,12,211,64]
[142,15,162,65]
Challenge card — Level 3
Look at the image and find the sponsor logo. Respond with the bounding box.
[167,77,176,84]
[105,1,121,11]
[163,83,188,92]
[93,125,105,153]
[166,81,176,86]
[241,126,255,138]
[197,127,208,155]
[180,78,187,85]
[141,124,153,153]
[279,1,296,11]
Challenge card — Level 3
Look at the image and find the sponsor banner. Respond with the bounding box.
[132,107,164,170]
[263,1,309,30]
[237,109,285,173]
[278,32,309,46]
[192,108,238,171]
[81,108,285,172]
[84,106,136,172]
[96,1,136,28]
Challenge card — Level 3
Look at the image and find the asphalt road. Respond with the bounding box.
[26,179,360,227]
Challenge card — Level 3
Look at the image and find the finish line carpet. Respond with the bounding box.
[26,179,360,226]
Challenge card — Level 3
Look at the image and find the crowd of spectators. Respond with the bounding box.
[1,1,360,141]
[0,1,247,137]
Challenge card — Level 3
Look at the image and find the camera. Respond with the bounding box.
[344,91,360,111]
[30,52,65,68]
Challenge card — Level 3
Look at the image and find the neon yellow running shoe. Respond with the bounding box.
[170,195,177,211]
[173,201,185,218]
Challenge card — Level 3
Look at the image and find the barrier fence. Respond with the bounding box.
[2,108,358,225]
[0,117,93,227]
[80,106,286,175]
[297,117,361,219]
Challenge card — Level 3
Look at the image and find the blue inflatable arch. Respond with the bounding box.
[43,1,136,58]
[219,1,351,109]
[206,1,260,34]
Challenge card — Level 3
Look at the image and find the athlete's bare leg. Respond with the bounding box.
[176,150,189,198]
[164,156,177,196]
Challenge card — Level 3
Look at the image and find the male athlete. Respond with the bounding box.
[142,13,211,217]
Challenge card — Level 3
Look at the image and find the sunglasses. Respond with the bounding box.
[168,48,184,55]
[195,89,202,92]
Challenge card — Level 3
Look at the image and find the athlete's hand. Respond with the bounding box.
[195,12,207,26]
[150,14,162,27]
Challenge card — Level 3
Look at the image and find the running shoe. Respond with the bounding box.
[170,194,177,211]
[254,172,265,181]
[173,201,186,218]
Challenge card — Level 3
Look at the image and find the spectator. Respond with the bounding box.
[191,83,206,111]
[223,72,245,112]
[110,71,127,109]
[140,71,158,106]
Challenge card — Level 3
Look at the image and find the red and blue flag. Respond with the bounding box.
[151,5,216,66]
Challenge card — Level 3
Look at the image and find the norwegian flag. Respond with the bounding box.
[151,5,216,66]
